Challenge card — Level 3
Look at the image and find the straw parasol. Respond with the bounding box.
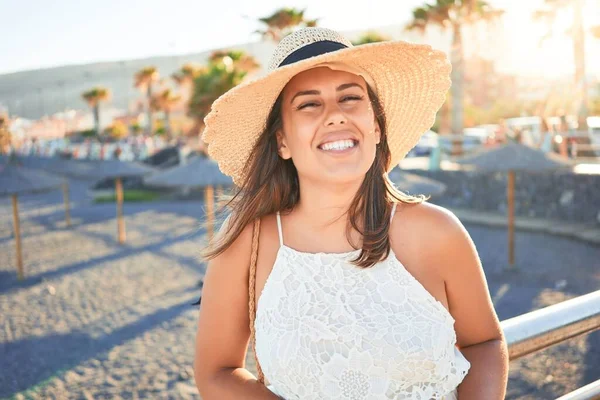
[87,160,156,244]
[144,156,233,240]
[387,167,447,197]
[457,142,573,269]
[0,158,71,279]
[43,158,156,244]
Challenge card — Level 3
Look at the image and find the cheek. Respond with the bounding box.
[347,103,376,131]
[284,116,319,150]
[355,114,378,139]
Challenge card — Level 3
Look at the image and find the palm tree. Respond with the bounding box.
[172,63,205,87]
[533,0,590,128]
[134,66,159,134]
[406,0,503,136]
[81,87,111,136]
[0,114,12,155]
[151,88,181,137]
[209,50,260,75]
[172,63,206,118]
[352,31,390,45]
[188,51,258,137]
[256,7,318,42]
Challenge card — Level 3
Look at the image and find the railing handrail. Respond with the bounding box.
[498,290,600,399]
[555,379,600,400]
[501,290,600,360]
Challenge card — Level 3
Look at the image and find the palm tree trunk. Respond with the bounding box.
[93,104,100,136]
[440,94,451,135]
[146,85,153,135]
[164,110,171,138]
[573,0,588,129]
[450,23,464,153]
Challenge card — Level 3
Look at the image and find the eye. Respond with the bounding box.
[341,95,364,103]
[296,101,320,110]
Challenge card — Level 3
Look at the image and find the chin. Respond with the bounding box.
[321,169,369,185]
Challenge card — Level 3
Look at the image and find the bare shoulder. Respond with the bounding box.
[390,201,478,284]
[392,201,469,248]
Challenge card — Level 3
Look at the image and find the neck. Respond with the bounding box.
[292,177,363,232]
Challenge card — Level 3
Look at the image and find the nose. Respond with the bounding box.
[324,104,347,126]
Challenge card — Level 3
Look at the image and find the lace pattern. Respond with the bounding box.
[255,242,470,400]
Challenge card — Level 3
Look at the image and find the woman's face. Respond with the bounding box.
[277,67,381,185]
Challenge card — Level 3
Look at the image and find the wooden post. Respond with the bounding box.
[507,170,516,269]
[116,177,126,244]
[12,194,24,280]
[63,182,71,227]
[216,185,224,209]
[205,185,215,242]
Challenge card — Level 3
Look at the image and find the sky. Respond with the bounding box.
[1,0,599,78]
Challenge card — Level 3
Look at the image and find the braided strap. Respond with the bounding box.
[248,218,265,384]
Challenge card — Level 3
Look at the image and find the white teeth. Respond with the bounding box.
[320,140,356,151]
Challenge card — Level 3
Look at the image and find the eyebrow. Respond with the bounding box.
[290,82,364,104]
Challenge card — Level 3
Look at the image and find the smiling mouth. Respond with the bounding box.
[318,139,359,151]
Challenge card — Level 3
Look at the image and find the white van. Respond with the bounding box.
[504,116,542,147]
[588,117,600,143]
[587,116,600,156]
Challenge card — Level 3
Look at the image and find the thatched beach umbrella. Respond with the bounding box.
[0,160,69,279]
[44,158,155,244]
[87,160,156,244]
[144,156,233,241]
[45,158,99,178]
[457,142,573,269]
[387,167,447,197]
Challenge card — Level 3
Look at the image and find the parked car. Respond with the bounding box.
[411,130,439,156]
[462,128,490,152]
[473,124,500,145]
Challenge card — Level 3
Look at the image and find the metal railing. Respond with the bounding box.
[556,380,600,400]
[500,290,600,399]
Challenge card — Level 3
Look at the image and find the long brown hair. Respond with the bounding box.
[201,84,425,268]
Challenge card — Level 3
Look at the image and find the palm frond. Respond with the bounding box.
[257,7,318,42]
[152,88,181,112]
[352,31,390,45]
[81,87,111,106]
[134,66,159,88]
[405,6,431,32]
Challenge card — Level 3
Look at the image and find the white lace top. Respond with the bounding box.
[254,203,471,400]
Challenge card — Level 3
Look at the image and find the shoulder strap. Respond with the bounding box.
[390,202,398,223]
[248,218,265,384]
[276,212,284,247]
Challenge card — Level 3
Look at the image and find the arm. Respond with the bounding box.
[193,219,281,400]
[427,207,509,399]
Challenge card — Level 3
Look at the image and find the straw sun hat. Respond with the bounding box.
[202,27,451,186]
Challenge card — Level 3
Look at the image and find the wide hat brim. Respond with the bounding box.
[202,40,451,186]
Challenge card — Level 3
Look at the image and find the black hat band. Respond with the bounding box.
[278,40,348,68]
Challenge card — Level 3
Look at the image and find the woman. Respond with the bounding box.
[194,27,508,399]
